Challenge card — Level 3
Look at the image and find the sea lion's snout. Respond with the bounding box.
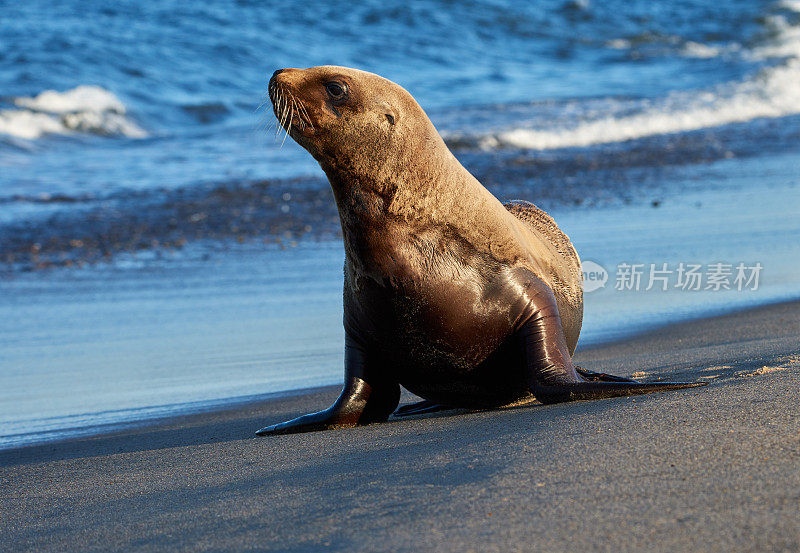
[267,69,283,116]
[268,67,295,89]
[267,68,292,110]
[268,68,315,137]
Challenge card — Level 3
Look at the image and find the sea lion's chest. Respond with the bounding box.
[343,227,529,373]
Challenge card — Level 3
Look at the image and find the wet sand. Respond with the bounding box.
[2,299,798,553]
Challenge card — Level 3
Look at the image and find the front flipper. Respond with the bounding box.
[516,273,707,404]
[256,336,399,436]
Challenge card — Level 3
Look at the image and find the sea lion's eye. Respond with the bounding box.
[325,81,347,100]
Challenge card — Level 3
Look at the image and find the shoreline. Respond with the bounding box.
[1,295,797,455]
[2,294,798,552]
[4,296,798,456]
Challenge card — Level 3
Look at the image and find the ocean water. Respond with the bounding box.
[2,0,800,228]
[1,0,800,448]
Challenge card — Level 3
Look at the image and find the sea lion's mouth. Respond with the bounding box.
[267,77,314,136]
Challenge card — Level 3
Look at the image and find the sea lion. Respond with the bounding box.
[256,66,705,435]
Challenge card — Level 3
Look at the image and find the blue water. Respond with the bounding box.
[2,0,799,203]
[1,0,800,448]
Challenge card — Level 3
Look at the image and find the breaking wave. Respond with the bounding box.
[0,86,147,140]
[445,8,800,151]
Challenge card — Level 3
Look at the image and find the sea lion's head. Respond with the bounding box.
[268,66,442,185]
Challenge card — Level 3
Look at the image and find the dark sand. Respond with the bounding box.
[2,300,799,553]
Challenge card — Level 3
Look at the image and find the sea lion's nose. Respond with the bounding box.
[270,68,299,87]
[269,69,285,87]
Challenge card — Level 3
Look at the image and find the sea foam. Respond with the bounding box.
[445,11,800,151]
[0,85,147,140]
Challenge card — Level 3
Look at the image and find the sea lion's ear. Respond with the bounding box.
[376,100,397,126]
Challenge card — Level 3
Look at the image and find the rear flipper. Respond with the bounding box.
[516,272,707,405]
[393,399,445,417]
[575,366,638,383]
[532,379,707,404]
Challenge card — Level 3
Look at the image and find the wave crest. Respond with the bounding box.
[446,6,800,151]
[0,86,147,140]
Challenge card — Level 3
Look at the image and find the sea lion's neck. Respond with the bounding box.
[321,125,522,270]
[323,167,399,273]
[321,126,469,217]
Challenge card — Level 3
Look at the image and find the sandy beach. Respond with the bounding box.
[2,299,798,553]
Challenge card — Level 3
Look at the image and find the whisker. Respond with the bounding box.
[274,90,281,135]
[259,118,275,135]
[263,83,309,144]
[256,85,272,113]
[276,91,287,139]
[255,96,271,113]
[255,81,281,141]
[291,95,305,131]
[278,93,290,142]
[296,96,314,129]
[280,100,294,147]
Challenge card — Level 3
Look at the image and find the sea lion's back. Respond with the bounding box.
[504,201,580,268]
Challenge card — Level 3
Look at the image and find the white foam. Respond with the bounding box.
[779,0,800,12]
[14,85,126,114]
[749,15,800,60]
[61,110,148,138]
[0,111,64,140]
[0,86,147,140]
[605,39,630,50]
[681,41,741,59]
[681,41,723,58]
[447,13,800,151]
